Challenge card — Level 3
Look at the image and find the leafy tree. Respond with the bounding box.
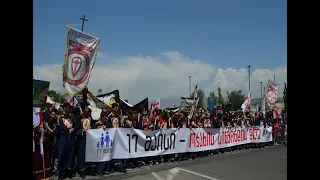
[207,90,217,101]
[47,90,66,103]
[217,87,224,105]
[226,90,245,111]
[191,89,205,109]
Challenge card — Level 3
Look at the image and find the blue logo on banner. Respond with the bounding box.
[97,131,113,148]
[97,131,113,156]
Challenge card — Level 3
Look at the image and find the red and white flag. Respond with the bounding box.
[66,94,78,106]
[266,80,279,109]
[152,98,160,110]
[273,108,282,119]
[241,90,251,112]
[62,26,100,95]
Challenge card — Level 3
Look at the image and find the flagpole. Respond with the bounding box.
[41,128,46,179]
[42,154,46,179]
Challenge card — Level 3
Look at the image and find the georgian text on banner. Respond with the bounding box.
[85,126,272,162]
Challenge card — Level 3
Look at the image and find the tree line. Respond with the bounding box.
[191,87,246,111]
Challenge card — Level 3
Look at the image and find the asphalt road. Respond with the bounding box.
[53,145,287,180]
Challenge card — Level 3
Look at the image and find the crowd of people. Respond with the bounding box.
[33,102,287,180]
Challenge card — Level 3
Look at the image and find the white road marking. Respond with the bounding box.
[177,167,221,180]
[166,168,180,180]
[152,172,164,180]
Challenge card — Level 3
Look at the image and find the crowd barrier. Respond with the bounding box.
[85,126,273,162]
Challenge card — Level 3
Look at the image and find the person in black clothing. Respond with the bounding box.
[56,106,73,180]
[107,103,127,173]
[177,112,188,128]
[94,111,111,176]
[75,107,91,179]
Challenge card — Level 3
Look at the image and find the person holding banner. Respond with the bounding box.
[56,106,73,180]
[107,103,127,173]
[74,107,89,179]
[94,111,110,176]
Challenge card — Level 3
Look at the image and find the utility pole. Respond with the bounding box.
[80,14,88,32]
[247,65,251,91]
[259,81,263,101]
[189,76,191,98]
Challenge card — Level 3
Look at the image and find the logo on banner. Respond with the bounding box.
[96,131,113,157]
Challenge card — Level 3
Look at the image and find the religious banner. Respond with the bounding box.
[62,26,100,95]
[33,79,50,108]
[266,80,279,109]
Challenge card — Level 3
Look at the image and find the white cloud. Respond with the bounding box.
[33,51,287,106]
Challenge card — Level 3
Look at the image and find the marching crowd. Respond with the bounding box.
[33,102,287,180]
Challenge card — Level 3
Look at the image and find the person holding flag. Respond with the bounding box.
[33,115,54,180]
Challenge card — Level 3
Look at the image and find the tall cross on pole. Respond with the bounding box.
[80,14,88,32]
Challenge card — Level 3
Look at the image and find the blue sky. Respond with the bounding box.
[33,0,287,105]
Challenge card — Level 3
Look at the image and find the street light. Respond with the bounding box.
[259,81,263,100]
[189,76,191,98]
[247,65,251,91]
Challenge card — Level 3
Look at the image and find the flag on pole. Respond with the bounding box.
[66,94,78,106]
[241,90,251,112]
[273,108,282,119]
[189,69,199,119]
[62,26,100,95]
[152,98,161,110]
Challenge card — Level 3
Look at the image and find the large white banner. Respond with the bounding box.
[86,126,272,162]
[62,26,100,95]
[113,128,189,159]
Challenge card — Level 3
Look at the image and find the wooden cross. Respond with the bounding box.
[80,14,88,32]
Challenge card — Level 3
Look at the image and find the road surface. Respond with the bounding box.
[105,145,287,180]
[53,145,287,180]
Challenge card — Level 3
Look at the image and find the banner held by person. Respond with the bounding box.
[85,126,272,162]
[62,26,100,95]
